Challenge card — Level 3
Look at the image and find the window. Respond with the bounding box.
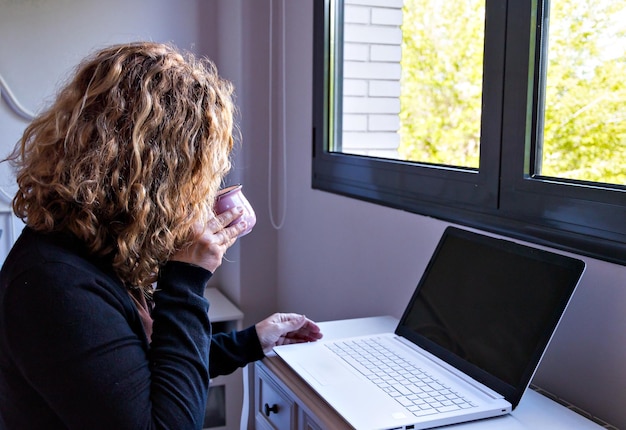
[312,0,626,266]
[539,2,626,185]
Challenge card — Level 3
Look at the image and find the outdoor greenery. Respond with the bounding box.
[398,0,484,169]
[541,1,626,184]
[398,0,626,186]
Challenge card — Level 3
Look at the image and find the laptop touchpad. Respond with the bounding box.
[291,351,361,387]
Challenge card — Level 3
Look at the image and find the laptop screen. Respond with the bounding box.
[396,227,585,407]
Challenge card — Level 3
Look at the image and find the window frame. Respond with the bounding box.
[312,0,626,266]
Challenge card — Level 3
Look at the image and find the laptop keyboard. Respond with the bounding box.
[326,337,477,417]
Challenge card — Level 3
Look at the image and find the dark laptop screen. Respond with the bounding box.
[397,227,585,406]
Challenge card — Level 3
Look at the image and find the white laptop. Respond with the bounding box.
[274,227,585,430]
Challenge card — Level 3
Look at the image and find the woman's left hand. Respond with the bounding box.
[170,207,246,273]
[255,313,323,355]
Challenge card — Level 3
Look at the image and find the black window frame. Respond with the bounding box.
[311,0,626,266]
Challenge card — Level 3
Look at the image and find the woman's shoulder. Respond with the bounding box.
[9,226,90,262]
[1,227,128,306]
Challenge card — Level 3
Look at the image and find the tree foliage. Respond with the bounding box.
[541,1,626,184]
[399,0,484,168]
[399,0,626,185]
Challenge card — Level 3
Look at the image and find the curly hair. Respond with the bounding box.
[8,42,235,290]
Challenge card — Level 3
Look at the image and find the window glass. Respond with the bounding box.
[399,0,485,168]
[313,0,626,266]
[340,0,485,169]
[539,1,626,185]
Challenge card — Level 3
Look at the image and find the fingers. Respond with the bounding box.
[283,314,322,334]
[169,207,247,273]
[277,314,323,342]
[256,313,324,354]
[201,207,248,249]
[208,207,246,236]
[285,326,323,342]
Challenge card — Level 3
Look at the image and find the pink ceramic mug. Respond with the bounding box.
[214,184,256,237]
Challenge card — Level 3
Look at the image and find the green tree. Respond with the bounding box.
[399,0,485,168]
[399,0,626,185]
[541,1,626,185]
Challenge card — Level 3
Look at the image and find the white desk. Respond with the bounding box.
[254,316,603,430]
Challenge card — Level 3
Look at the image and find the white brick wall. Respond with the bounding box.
[369,114,400,131]
[369,80,401,97]
[345,0,404,7]
[371,8,403,26]
[343,62,401,80]
[371,45,402,62]
[342,0,404,158]
[344,24,402,45]
[343,96,399,114]
[343,79,368,96]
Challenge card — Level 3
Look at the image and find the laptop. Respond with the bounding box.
[273,226,585,430]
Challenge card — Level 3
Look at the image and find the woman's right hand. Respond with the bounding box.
[170,207,247,273]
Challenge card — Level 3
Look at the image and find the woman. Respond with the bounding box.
[0,42,321,429]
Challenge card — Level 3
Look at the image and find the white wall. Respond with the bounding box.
[0,0,205,260]
[1,1,625,428]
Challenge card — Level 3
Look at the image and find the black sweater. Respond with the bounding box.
[0,227,263,429]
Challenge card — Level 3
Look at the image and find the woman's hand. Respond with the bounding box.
[256,313,323,355]
[170,207,247,273]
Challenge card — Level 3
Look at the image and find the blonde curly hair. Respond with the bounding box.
[8,42,235,290]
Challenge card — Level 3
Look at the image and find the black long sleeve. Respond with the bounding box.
[210,328,264,378]
[0,228,262,430]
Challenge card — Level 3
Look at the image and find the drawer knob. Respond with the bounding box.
[264,403,279,416]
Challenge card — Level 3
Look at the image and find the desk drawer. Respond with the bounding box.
[256,368,296,429]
